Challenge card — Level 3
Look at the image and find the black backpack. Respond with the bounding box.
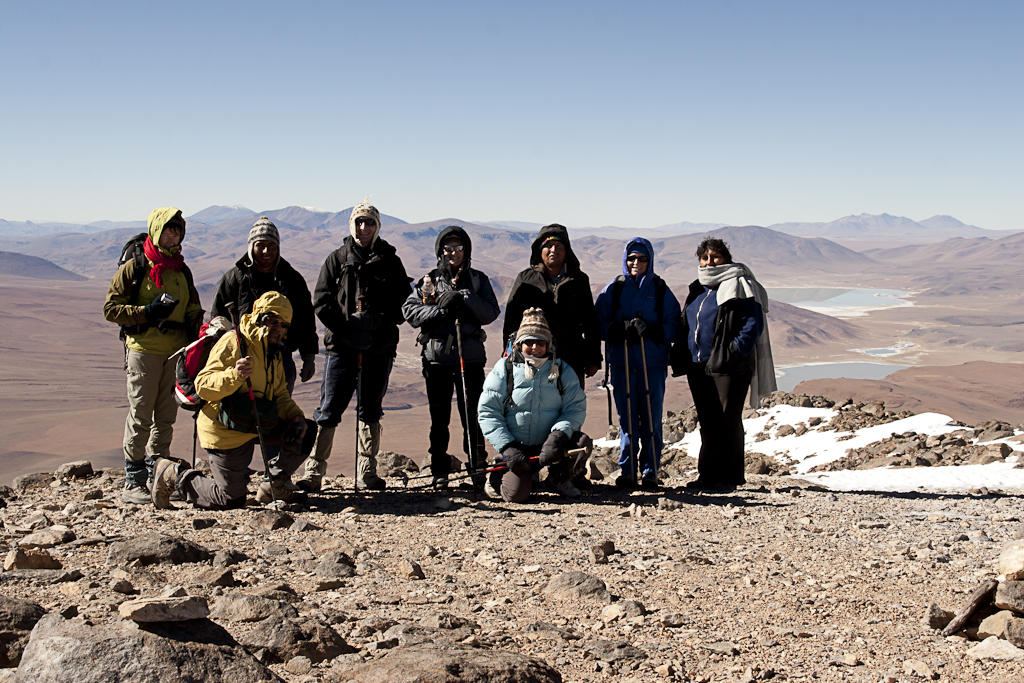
[116,233,195,341]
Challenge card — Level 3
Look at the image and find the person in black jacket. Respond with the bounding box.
[670,237,776,492]
[402,226,500,488]
[502,224,602,388]
[296,199,411,492]
[211,216,319,393]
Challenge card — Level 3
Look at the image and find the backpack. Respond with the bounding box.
[116,232,195,341]
[173,316,234,411]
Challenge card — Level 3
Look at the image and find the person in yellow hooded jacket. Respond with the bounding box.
[151,291,310,509]
[103,208,203,505]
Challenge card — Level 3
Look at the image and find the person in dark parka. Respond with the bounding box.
[402,226,501,488]
[296,199,411,492]
[211,216,318,394]
[502,224,602,388]
[595,237,680,489]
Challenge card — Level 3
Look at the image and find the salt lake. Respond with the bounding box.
[774,362,907,392]
[768,287,912,318]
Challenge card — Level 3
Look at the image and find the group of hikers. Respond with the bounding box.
[103,201,776,511]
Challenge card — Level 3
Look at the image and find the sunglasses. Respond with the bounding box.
[522,339,548,347]
[626,254,649,263]
[355,218,377,228]
[442,245,465,253]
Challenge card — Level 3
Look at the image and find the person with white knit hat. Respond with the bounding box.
[477,308,592,502]
[297,198,411,492]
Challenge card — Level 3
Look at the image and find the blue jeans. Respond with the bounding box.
[313,351,395,427]
[611,363,667,480]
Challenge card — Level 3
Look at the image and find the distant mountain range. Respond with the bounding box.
[1,206,1016,242]
[0,251,87,281]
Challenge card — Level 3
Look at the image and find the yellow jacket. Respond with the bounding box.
[103,207,203,355]
[195,292,304,450]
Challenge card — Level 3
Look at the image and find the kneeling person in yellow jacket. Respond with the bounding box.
[152,292,309,509]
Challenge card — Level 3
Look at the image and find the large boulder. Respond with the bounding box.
[326,642,561,683]
[0,598,45,668]
[237,615,352,663]
[14,613,282,682]
[106,534,211,567]
[999,541,1024,581]
[541,572,612,603]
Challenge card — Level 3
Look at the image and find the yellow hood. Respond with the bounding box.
[147,207,185,257]
[241,291,294,339]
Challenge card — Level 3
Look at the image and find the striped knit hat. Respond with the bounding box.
[515,307,553,346]
[248,216,280,265]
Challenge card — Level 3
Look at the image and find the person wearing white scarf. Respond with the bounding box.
[671,237,777,492]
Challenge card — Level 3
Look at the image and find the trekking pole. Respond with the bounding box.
[191,414,198,470]
[638,337,656,482]
[353,296,365,495]
[603,360,613,426]
[225,303,276,506]
[622,337,638,484]
[453,318,479,498]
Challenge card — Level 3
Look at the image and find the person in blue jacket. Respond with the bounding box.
[669,237,776,492]
[477,308,591,502]
[595,238,681,489]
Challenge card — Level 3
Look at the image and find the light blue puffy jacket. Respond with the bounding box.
[478,355,587,452]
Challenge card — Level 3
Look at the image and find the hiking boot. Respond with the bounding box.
[121,482,151,505]
[151,458,184,509]
[684,479,711,490]
[614,475,636,489]
[256,479,308,504]
[296,425,334,492]
[432,475,449,490]
[641,473,660,490]
[356,421,386,490]
[553,479,581,499]
[483,476,502,500]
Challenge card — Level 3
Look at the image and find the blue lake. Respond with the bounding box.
[774,362,908,392]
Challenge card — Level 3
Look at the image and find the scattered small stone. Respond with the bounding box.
[4,548,62,571]
[191,518,217,530]
[398,559,425,580]
[967,636,1024,661]
[253,510,293,531]
[109,578,134,594]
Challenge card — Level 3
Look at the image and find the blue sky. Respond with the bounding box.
[2,1,1021,229]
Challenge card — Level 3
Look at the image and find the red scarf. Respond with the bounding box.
[142,236,185,289]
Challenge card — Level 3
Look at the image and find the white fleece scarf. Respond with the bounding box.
[696,262,777,407]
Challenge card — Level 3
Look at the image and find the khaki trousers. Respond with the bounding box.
[123,350,178,463]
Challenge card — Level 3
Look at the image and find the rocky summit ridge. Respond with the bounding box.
[1,394,1023,682]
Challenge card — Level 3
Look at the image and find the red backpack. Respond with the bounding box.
[174,317,234,411]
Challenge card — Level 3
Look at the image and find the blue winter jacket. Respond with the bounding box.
[594,237,681,369]
[477,355,587,452]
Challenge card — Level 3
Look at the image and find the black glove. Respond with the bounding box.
[282,419,305,445]
[501,442,530,476]
[606,321,628,346]
[539,430,570,467]
[626,317,647,344]
[143,297,176,321]
[645,323,664,344]
[436,290,463,312]
[352,311,382,331]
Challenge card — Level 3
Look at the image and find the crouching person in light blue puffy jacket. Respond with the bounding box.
[477,308,592,502]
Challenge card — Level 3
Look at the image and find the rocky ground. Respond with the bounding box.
[2,404,1024,682]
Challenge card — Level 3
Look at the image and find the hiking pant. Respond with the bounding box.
[687,362,753,486]
[123,350,178,479]
[611,363,667,480]
[179,436,304,510]
[497,431,589,503]
[263,352,298,468]
[423,360,487,477]
[312,351,394,428]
